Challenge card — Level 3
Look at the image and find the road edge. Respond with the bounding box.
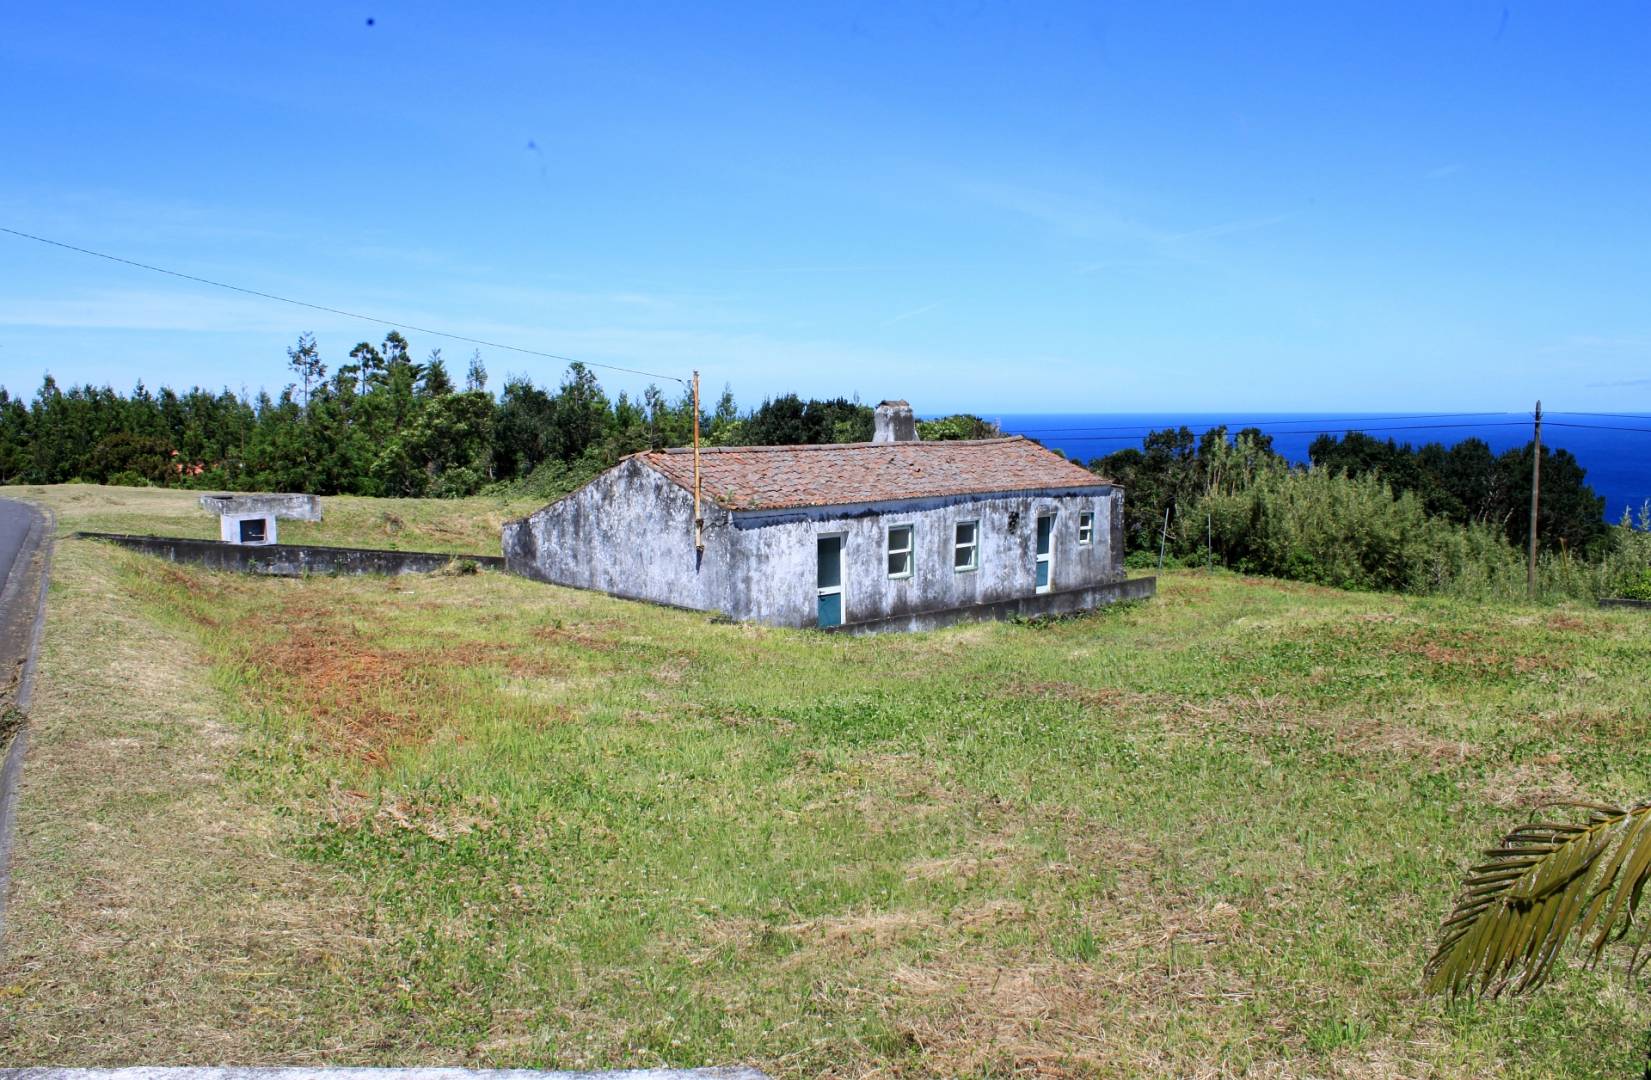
[0,501,54,944]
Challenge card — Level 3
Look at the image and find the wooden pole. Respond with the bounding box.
[692,370,703,552]
[1157,505,1171,571]
[1527,399,1542,598]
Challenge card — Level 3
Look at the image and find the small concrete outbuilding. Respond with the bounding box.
[504,402,1150,632]
[198,493,322,546]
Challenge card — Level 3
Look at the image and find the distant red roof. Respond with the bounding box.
[641,437,1113,511]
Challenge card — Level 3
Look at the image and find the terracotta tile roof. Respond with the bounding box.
[641,437,1113,511]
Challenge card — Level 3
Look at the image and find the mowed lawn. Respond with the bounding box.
[2,487,1650,1077]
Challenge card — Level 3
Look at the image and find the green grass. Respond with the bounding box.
[2,493,1651,1075]
[1,482,538,553]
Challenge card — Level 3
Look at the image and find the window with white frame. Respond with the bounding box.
[887,524,913,578]
[954,520,979,572]
[1078,510,1093,545]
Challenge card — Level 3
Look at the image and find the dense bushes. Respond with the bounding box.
[1309,431,1608,557]
[1093,426,1650,603]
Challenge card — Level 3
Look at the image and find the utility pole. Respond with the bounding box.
[692,370,703,552]
[1527,400,1542,598]
[1157,505,1171,571]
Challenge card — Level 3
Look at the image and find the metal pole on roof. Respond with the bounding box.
[693,370,704,552]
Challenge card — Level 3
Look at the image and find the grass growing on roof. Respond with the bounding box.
[2,526,1651,1074]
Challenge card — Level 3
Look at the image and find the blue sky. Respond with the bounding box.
[2,2,1649,413]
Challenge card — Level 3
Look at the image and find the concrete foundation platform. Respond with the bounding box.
[825,573,1156,634]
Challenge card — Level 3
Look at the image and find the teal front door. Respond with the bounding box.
[1035,513,1054,593]
[817,535,843,627]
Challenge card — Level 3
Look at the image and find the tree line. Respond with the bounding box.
[0,331,992,499]
[1089,425,1645,600]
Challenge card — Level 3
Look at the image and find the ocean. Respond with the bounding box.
[990,412,1651,523]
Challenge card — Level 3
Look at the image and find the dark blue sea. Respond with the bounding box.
[990,412,1651,523]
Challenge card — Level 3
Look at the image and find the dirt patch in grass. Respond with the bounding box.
[996,678,1175,714]
[1478,755,1590,811]
[885,897,1258,1077]
[532,621,621,652]
[234,597,586,763]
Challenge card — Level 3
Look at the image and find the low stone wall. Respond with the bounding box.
[827,575,1157,635]
[76,533,504,577]
[1599,598,1651,610]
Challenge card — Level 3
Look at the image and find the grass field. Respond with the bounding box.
[0,482,538,553]
[2,485,1650,1076]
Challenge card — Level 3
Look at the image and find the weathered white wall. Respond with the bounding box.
[199,493,321,522]
[726,487,1122,627]
[219,512,277,546]
[501,458,736,614]
[503,461,1125,629]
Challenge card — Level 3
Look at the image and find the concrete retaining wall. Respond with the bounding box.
[1599,598,1651,610]
[826,574,1156,634]
[77,533,503,577]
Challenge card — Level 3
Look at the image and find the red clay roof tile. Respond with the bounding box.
[641,437,1112,511]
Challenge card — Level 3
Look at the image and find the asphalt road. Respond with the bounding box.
[0,496,48,941]
[0,500,41,609]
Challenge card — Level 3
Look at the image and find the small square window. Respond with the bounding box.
[1078,511,1093,546]
[954,520,979,572]
[887,524,913,578]
[239,517,267,543]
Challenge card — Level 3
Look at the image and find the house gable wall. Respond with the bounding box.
[501,458,735,613]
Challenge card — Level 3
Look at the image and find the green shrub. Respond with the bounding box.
[1622,570,1651,601]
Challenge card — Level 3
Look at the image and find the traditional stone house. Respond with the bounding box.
[502,402,1152,632]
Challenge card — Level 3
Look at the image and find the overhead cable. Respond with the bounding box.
[0,225,686,384]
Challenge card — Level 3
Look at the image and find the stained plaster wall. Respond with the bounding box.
[218,512,277,545]
[501,457,736,614]
[726,487,1123,628]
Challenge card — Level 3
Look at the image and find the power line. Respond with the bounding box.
[1547,411,1651,421]
[1010,411,1512,435]
[1022,420,1534,445]
[0,225,687,385]
[1546,421,1651,434]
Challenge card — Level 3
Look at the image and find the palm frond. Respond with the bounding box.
[1426,801,1651,998]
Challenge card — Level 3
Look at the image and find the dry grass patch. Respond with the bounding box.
[0,541,400,1064]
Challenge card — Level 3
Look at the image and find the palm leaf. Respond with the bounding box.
[1426,801,1651,998]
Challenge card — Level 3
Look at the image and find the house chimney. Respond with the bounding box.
[873,400,918,443]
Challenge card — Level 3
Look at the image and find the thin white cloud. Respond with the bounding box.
[882,300,944,325]
[1541,334,1651,353]
[1166,213,1294,243]
[958,178,1288,278]
[958,179,1159,244]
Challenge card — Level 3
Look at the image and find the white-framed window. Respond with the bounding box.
[954,520,979,572]
[1078,511,1094,546]
[887,524,913,578]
